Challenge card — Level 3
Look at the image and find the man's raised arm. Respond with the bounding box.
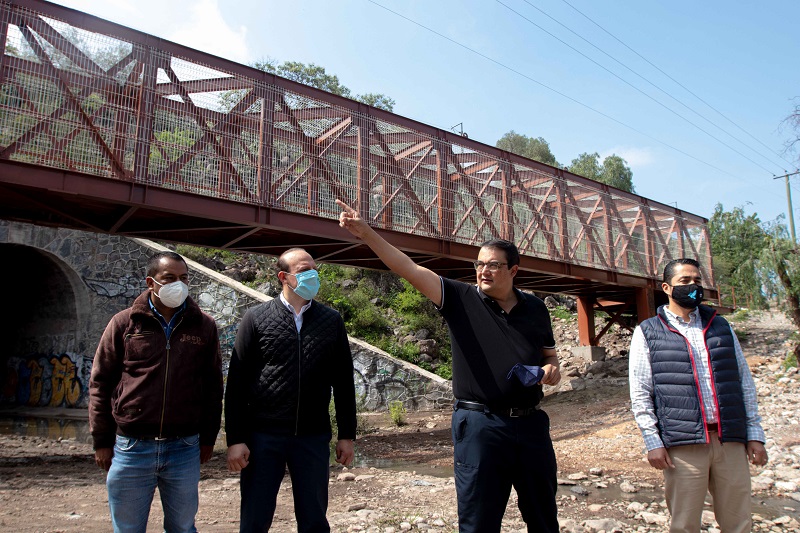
[336,199,442,307]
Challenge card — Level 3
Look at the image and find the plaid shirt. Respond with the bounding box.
[629,306,765,451]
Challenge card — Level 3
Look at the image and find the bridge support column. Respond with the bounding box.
[576,296,596,346]
[636,287,656,323]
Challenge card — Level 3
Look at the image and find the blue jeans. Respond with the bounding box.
[452,408,558,533]
[239,432,331,533]
[106,434,201,533]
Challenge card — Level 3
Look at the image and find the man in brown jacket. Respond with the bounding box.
[89,251,223,533]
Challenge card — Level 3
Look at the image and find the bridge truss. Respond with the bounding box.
[0,0,717,342]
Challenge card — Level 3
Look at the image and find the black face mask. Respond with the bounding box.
[669,283,704,309]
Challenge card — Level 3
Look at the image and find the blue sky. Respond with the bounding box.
[54,0,800,225]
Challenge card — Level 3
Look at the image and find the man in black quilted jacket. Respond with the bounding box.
[225,247,357,533]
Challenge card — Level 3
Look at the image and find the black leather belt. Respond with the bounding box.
[454,400,540,417]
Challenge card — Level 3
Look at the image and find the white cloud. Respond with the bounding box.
[600,146,655,169]
[166,0,250,64]
[53,0,251,64]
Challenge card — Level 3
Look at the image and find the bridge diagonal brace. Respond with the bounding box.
[2,65,132,166]
[451,166,498,236]
[656,218,678,267]
[367,124,437,235]
[7,25,128,178]
[275,97,349,206]
[21,14,111,78]
[607,201,648,274]
[155,65,255,200]
[680,223,703,261]
[641,206,672,266]
[372,144,433,223]
[562,189,609,268]
[445,151,502,239]
[515,180,558,256]
[1,50,140,162]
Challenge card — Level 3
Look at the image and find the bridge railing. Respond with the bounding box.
[0,0,714,284]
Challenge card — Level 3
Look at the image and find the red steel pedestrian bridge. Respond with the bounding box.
[0,0,718,345]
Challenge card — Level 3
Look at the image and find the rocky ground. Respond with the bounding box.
[0,310,798,532]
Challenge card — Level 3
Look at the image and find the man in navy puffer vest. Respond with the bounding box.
[629,258,768,533]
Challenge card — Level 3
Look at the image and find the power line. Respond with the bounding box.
[557,0,798,171]
[495,0,776,175]
[365,0,746,181]
[509,0,787,174]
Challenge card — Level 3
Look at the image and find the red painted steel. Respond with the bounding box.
[0,0,717,312]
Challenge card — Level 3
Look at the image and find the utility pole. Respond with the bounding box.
[775,170,800,242]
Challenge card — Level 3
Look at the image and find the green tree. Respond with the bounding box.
[252,58,394,111]
[569,152,602,181]
[600,154,635,193]
[761,220,800,357]
[708,203,768,309]
[762,101,800,358]
[496,131,558,166]
[569,152,635,193]
[356,93,396,111]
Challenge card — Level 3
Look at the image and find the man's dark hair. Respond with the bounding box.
[146,251,187,278]
[662,258,700,284]
[479,239,520,268]
[276,248,310,275]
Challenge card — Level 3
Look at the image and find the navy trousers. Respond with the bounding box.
[239,432,331,533]
[452,407,558,533]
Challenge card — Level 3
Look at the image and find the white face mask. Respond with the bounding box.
[150,278,189,308]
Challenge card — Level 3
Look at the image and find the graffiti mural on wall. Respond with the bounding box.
[352,349,452,411]
[1,352,92,408]
[83,276,142,298]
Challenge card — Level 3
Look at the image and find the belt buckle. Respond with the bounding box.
[154,436,170,441]
[508,408,520,418]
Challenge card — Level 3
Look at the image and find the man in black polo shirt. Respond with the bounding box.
[337,200,561,533]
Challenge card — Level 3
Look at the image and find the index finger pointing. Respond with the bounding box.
[335,199,356,214]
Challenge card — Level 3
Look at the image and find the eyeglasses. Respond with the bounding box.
[473,261,508,272]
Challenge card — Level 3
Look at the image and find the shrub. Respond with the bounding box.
[388,400,406,426]
[176,244,239,263]
[784,351,798,371]
[435,364,453,380]
[551,306,573,321]
[391,280,449,335]
[734,328,748,341]
[728,308,751,322]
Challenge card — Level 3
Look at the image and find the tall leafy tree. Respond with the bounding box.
[496,131,558,167]
[569,152,635,193]
[708,204,768,309]
[600,155,635,193]
[776,98,800,340]
[252,58,395,111]
[569,152,603,182]
[761,219,800,357]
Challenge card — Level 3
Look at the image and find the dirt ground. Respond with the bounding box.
[0,382,667,533]
[1,310,798,532]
